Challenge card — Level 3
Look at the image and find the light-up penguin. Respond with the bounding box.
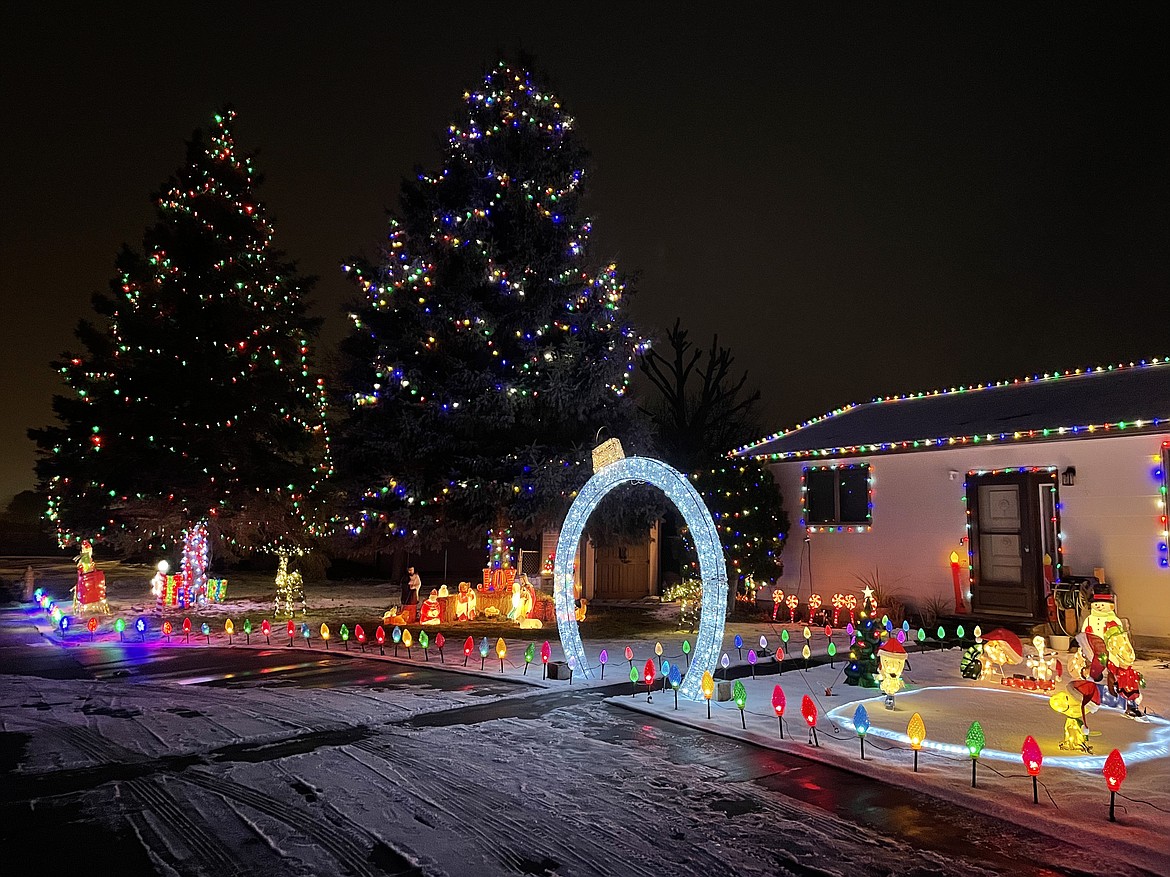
[877,639,908,709]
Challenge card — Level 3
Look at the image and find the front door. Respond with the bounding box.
[967,469,1059,621]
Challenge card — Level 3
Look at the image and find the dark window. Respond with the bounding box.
[804,464,871,527]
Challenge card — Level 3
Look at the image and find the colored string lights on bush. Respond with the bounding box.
[554,453,727,700]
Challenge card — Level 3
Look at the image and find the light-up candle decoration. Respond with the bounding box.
[908,712,925,772]
[733,679,747,728]
[786,594,799,624]
[435,632,445,662]
[541,640,551,679]
[495,637,506,671]
[644,659,656,701]
[88,616,99,641]
[162,619,172,642]
[599,648,608,679]
[950,550,967,613]
[340,623,350,650]
[1021,735,1042,804]
[463,635,473,666]
[115,617,125,642]
[261,619,271,645]
[523,642,535,674]
[772,685,786,739]
[854,704,870,759]
[376,625,386,655]
[967,721,985,787]
[225,618,235,644]
[701,671,715,718]
[1104,748,1126,822]
[669,663,682,709]
[801,695,819,746]
[183,618,192,643]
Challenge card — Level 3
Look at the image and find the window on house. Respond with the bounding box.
[804,464,872,529]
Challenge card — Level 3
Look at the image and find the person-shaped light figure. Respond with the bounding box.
[150,560,170,600]
[877,639,907,710]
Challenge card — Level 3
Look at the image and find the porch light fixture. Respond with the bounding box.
[1061,467,1076,486]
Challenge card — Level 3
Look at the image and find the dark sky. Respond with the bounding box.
[2,5,1167,506]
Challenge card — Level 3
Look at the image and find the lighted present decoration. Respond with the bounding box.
[591,437,625,471]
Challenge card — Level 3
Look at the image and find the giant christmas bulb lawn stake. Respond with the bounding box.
[88,616,99,641]
[321,623,331,650]
[656,641,664,670]
[669,664,682,709]
[301,623,310,647]
[162,620,172,643]
[854,704,870,759]
[392,626,402,657]
[340,624,350,650]
[244,618,252,644]
[355,623,366,652]
[701,671,715,718]
[115,617,125,642]
[286,620,295,646]
[629,664,639,697]
[734,634,743,660]
[183,618,192,643]
[802,695,819,746]
[908,713,925,772]
[644,659,656,702]
[261,619,271,645]
[733,680,747,729]
[136,617,147,642]
[1022,735,1043,804]
[402,629,412,658]
[202,622,211,644]
[376,625,386,655]
[1104,748,1126,822]
[496,638,507,672]
[541,641,551,679]
[721,653,730,673]
[599,648,608,679]
[967,721,985,788]
[435,632,445,663]
[781,629,789,656]
[661,660,671,692]
[59,616,69,638]
[523,642,535,674]
[479,637,489,670]
[682,639,691,670]
[772,685,786,739]
[625,645,634,671]
[748,649,758,678]
[225,618,234,644]
[463,636,473,666]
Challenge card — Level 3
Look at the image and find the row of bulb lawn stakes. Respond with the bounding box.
[37,590,1131,822]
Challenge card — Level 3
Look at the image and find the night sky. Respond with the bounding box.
[2,5,1167,506]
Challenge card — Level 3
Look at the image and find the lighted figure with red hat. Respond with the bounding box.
[1077,584,1145,718]
[1050,678,1101,752]
[877,639,907,709]
[978,628,1023,680]
[72,539,109,614]
[419,589,442,626]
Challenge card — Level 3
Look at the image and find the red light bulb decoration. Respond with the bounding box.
[355,623,366,651]
[801,695,819,747]
[463,635,474,667]
[772,685,786,739]
[1104,748,1126,822]
[435,631,445,663]
[643,659,656,702]
[87,616,99,640]
[182,617,192,642]
[1021,735,1043,804]
[541,641,552,680]
[375,625,386,655]
[260,619,271,644]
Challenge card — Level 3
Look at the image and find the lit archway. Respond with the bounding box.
[554,455,727,700]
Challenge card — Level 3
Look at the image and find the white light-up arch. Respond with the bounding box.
[554,455,727,700]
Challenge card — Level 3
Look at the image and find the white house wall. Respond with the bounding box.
[768,432,1169,645]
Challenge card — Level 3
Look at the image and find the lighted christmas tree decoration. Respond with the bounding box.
[802,695,819,746]
[853,704,871,759]
[733,680,747,728]
[701,671,715,718]
[966,721,985,787]
[1103,748,1126,822]
[261,619,271,645]
[772,685,786,739]
[1021,735,1043,804]
[274,553,307,619]
[31,107,329,570]
[225,618,235,645]
[908,713,925,772]
[599,648,608,679]
[844,589,882,688]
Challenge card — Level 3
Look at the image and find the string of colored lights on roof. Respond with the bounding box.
[731,358,1170,461]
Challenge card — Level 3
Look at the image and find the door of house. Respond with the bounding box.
[967,469,1059,621]
[594,543,651,600]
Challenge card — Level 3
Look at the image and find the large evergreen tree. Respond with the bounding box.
[336,60,648,553]
[640,320,789,586]
[30,108,328,558]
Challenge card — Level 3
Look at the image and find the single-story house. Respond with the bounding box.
[731,359,1170,649]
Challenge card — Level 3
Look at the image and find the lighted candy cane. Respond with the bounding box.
[807,594,822,624]
[845,594,857,625]
[832,593,847,626]
[786,594,799,624]
[772,588,784,621]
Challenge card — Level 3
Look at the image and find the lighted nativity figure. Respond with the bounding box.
[978,628,1023,679]
[511,574,543,629]
[877,639,907,709]
[455,581,478,621]
[1024,635,1060,689]
[72,539,109,614]
[383,604,415,626]
[419,589,442,626]
[1050,679,1101,753]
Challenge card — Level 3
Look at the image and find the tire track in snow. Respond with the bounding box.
[124,776,244,876]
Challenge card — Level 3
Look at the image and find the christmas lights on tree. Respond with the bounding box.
[335,59,647,553]
[844,588,882,688]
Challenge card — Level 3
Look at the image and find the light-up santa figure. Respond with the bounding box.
[419,589,442,626]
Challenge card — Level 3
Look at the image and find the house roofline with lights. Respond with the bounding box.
[730,358,1170,462]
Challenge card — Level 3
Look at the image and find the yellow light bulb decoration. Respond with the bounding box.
[402,629,412,648]
[496,637,507,659]
[802,626,811,640]
[802,644,811,660]
[907,713,926,750]
[701,671,715,699]
[225,619,235,635]
[320,623,330,640]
